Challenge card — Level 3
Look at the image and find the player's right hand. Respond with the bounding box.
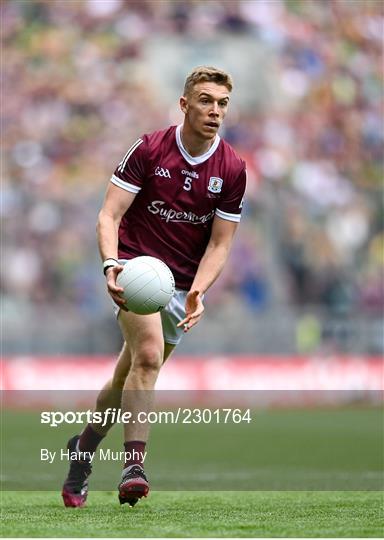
[105,265,128,311]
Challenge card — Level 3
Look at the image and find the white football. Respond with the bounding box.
[116,256,175,315]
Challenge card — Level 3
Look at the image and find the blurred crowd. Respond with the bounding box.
[2,0,383,353]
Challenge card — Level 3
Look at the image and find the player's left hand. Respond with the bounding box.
[177,290,204,333]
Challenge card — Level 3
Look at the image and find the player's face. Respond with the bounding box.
[180,82,230,140]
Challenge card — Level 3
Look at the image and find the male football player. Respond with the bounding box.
[62,66,246,507]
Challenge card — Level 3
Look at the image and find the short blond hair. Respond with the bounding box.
[183,66,233,96]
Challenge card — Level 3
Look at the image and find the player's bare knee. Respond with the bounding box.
[133,345,163,372]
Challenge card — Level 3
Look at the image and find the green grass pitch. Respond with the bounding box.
[1,490,383,537]
[1,405,383,537]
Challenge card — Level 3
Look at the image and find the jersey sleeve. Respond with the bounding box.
[110,137,148,194]
[215,165,246,223]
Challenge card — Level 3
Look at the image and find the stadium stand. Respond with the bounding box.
[2,0,383,354]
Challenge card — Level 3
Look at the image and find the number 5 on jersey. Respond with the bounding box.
[183,177,193,191]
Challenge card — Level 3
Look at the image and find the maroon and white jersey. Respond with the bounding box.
[110,125,246,290]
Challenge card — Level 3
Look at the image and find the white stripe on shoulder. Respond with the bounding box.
[110,175,141,194]
[215,208,241,222]
[117,138,143,173]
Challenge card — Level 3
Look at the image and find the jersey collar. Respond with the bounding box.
[176,124,221,166]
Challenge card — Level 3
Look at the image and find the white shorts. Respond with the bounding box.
[112,285,188,346]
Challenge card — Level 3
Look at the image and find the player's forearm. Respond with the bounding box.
[96,210,120,261]
[190,243,231,295]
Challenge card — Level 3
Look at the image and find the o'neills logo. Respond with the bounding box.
[147,200,214,224]
[181,169,199,179]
